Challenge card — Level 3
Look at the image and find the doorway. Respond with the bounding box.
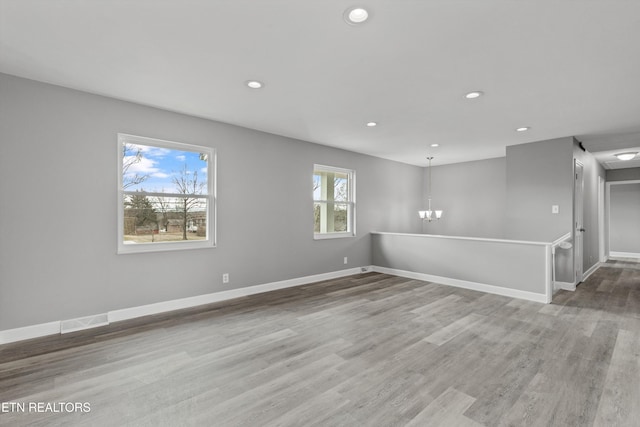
[607,179,640,259]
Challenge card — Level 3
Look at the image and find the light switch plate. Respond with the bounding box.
[552,205,559,214]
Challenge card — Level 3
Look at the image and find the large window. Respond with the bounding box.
[313,165,355,239]
[117,134,216,254]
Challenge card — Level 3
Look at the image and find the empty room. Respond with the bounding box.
[1,1,640,426]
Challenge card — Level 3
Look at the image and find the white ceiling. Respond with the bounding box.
[591,145,640,170]
[1,0,640,167]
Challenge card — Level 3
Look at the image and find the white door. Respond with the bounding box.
[574,160,584,283]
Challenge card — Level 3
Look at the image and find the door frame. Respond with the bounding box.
[598,176,606,263]
[573,159,584,284]
[606,179,640,259]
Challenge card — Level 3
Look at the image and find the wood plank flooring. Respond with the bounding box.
[1,261,639,426]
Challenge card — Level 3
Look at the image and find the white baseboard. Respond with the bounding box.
[0,267,365,345]
[372,266,549,304]
[61,313,109,334]
[556,281,576,292]
[0,264,554,344]
[582,262,601,282]
[0,321,61,345]
[610,251,640,259]
[108,267,363,323]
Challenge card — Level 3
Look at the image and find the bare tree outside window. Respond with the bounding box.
[122,144,149,189]
[172,164,205,240]
[154,189,170,233]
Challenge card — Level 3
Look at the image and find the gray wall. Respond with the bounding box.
[421,157,506,238]
[416,137,605,283]
[414,137,607,287]
[607,167,640,182]
[372,233,548,296]
[609,183,640,254]
[505,137,574,242]
[0,74,423,330]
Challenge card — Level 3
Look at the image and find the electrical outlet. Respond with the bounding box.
[222,273,229,284]
[344,257,348,264]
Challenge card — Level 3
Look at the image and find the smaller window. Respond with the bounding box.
[117,134,216,254]
[313,165,356,239]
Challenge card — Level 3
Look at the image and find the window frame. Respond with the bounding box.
[117,133,216,254]
[313,164,356,240]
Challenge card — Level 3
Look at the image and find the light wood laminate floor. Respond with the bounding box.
[1,262,639,426]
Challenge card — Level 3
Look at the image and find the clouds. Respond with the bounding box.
[123,155,161,175]
[123,143,208,193]
[137,145,171,158]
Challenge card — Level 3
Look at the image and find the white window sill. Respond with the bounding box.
[117,239,216,254]
[314,232,355,240]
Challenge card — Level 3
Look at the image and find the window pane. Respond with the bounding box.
[123,194,208,244]
[332,172,349,202]
[312,170,349,202]
[123,142,209,194]
[314,202,350,233]
[313,173,322,200]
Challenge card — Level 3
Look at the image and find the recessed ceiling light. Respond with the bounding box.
[465,91,483,99]
[366,122,377,127]
[430,143,440,147]
[615,152,638,161]
[246,80,263,89]
[516,127,530,132]
[345,7,369,24]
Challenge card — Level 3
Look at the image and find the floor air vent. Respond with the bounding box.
[61,314,109,334]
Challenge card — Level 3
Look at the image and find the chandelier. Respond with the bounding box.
[418,156,443,222]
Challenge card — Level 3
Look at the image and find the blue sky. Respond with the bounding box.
[123,143,208,194]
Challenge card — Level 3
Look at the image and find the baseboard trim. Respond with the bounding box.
[372,266,549,304]
[610,251,640,259]
[582,262,601,282]
[556,281,576,292]
[0,321,61,345]
[1,264,548,345]
[1,267,364,345]
[108,267,364,323]
[61,313,110,334]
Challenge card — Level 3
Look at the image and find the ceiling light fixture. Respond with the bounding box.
[430,143,440,147]
[516,127,530,132]
[418,157,443,222]
[366,122,377,127]
[465,91,483,99]
[615,152,638,161]
[345,7,369,24]
[246,80,263,89]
